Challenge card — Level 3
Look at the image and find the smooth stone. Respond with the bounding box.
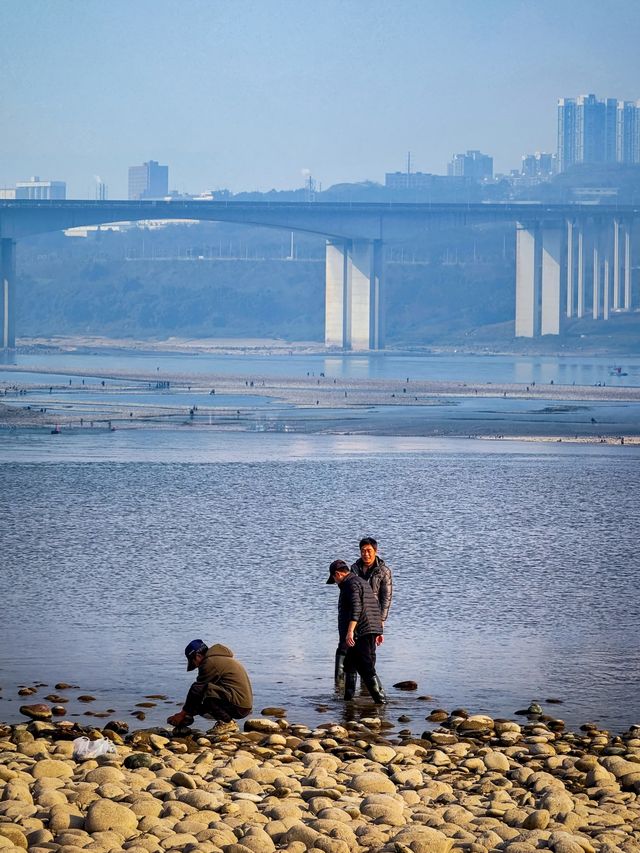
[360,792,405,824]
[539,790,575,816]
[367,744,396,764]
[84,766,124,784]
[177,790,222,809]
[31,759,74,780]
[428,732,458,745]
[348,771,396,794]
[427,710,449,722]
[391,767,424,787]
[18,705,51,722]
[522,808,551,829]
[171,771,197,788]
[85,798,139,838]
[244,719,281,733]
[390,825,453,853]
[495,720,522,735]
[483,751,511,772]
[393,681,418,691]
[0,826,27,850]
[458,714,495,732]
[125,753,156,770]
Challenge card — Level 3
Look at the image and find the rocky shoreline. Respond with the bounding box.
[1,703,639,853]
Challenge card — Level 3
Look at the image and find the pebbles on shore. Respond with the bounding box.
[1,709,639,853]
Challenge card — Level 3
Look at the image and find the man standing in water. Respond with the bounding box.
[327,559,386,703]
[167,639,253,734]
[334,536,393,682]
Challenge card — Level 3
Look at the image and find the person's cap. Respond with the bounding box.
[326,559,349,584]
[184,639,207,671]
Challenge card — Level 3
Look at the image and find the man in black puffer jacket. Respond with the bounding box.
[335,536,393,683]
[326,559,386,703]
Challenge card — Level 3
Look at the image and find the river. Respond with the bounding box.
[0,349,639,736]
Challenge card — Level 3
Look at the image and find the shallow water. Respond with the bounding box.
[1,429,639,735]
[3,349,640,386]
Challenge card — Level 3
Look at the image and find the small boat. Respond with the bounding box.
[50,425,61,434]
[609,366,628,377]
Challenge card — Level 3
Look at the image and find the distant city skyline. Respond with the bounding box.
[1,0,640,198]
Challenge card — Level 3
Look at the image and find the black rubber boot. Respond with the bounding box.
[364,674,386,704]
[334,651,346,684]
[344,671,358,701]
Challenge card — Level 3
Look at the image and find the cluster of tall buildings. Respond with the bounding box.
[3,95,640,203]
[557,94,640,171]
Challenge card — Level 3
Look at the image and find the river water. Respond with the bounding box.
[3,349,640,386]
[1,350,639,736]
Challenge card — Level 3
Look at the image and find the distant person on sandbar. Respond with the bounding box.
[334,536,393,683]
[167,639,253,734]
[326,560,386,703]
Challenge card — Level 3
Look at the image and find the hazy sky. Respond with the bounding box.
[2,0,639,198]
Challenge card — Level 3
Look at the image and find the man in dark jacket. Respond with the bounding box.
[335,536,393,682]
[167,640,253,732]
[326,560,386,703]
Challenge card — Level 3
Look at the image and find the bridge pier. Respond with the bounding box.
[515,224,563,337]
[1,238,16,352]
[325,239,383,350]
[516,216,634,337]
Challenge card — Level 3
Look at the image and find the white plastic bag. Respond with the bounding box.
[72,736,117,761]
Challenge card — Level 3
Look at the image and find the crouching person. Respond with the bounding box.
[167,639,253,733]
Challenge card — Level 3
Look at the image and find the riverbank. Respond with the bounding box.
[13,331,640,359]
[1,704,639,853]
[2,365,640,445]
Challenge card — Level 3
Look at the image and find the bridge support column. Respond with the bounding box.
[593,241,601,320]
[515,224,539,337]
[624,221,632,309]
[613,219,621,310]
[603,250,610,321]
[541,228,562,335]
[577,221,585,318]
[566,220,574,318]
[325,240,349,347]
[324,239,384,350]
[1,238,16,352]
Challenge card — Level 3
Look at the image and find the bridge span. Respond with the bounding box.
[1,199,638,352]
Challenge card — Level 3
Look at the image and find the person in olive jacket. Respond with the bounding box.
[168,640,253,731]
[326,559,386,703]
[334,536,393,682]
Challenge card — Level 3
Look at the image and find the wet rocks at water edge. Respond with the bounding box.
[1,708,640,853]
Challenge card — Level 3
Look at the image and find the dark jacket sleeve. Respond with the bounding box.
[345,576,363,624]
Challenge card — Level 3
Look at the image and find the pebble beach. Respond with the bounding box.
[3,342,639,851]
[1,699,639,853]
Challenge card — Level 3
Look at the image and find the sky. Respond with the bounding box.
[1,0,640,198]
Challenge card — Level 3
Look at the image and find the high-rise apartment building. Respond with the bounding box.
[128,160,168,200]
[557,94,640,171]
[447,150,493,179]
[616,101,640,164]
[521,152,555,178]
[15,177,66,199]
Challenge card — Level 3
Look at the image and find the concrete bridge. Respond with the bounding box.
[0,199,638,352]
